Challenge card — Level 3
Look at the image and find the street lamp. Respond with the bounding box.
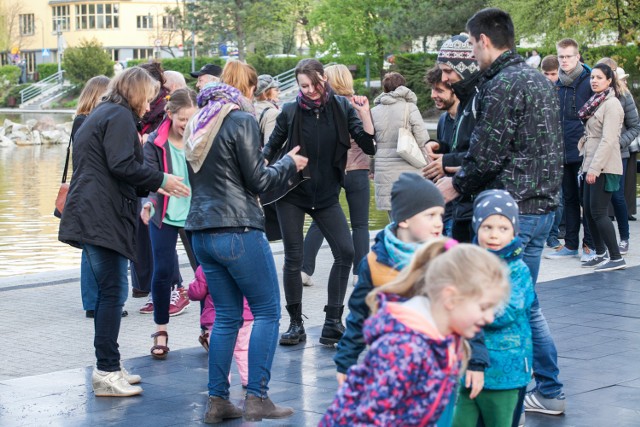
[186,0,196,73]
[148,6,160,59]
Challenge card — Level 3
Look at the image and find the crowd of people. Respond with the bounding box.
[56,5,637,426]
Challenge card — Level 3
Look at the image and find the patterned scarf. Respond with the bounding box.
[185,82,254,173]
[578,87,612,121]
[296,82,333,112]
[383,223,420,270]
[558,63,584,87]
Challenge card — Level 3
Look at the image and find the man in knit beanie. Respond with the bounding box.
[423,33,483,243]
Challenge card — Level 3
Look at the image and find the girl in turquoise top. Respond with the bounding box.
[141,88,198,359]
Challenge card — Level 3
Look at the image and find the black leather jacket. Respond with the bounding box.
[185,110,297,231]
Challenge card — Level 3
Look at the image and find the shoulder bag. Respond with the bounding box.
[396,103,427,168]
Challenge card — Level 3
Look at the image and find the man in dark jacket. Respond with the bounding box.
[545,38,595,262]
[436,8,566,418]
[423,34,482,242]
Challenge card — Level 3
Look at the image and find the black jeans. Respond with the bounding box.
[452,219,474,243]
[302,170,370,276]
[83,244,128,372]
[562,163,593,250]
[583,174,621,260]
[276,199,354,308]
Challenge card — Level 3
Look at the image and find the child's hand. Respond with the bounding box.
[336,372,347,387]
[466,370,485,399]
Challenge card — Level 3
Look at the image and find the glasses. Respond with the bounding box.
[558,55,577,60]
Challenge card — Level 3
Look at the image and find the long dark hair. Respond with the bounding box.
[592,63,619,97]
[295,58,326,97]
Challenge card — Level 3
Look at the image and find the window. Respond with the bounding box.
[52,5,70,31]
[19,14,35,36]
[132,48,154,60]
[24,51,36,74]
[75,3,119,30]
[162,15,178,30]
[136,15,153,30]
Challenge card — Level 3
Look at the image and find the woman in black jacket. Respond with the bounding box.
[58,67,189,397]
[184,61,307,423]
[262,58,376,346]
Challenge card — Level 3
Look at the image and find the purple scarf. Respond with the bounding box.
[193,82,254,134]
[578,87,612,121]
[296,82,333,111]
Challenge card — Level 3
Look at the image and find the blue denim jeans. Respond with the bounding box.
[192,229,280,399]
[547,189,564,244]
[518,213,563,398]
[611,159,630,241]
[81,249,127,311]
[302,169,370,276]
[82,243,129,372]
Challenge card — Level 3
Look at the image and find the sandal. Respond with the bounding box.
[198,331,210,353]
[150,331,170,360]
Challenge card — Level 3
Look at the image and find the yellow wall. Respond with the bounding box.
[3,0,179,52]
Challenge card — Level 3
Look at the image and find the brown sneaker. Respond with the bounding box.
[204,396,242,424]
[243,395,294,422]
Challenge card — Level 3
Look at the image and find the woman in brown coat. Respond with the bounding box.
[578,63,625,272]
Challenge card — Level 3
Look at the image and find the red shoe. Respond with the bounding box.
[169,287,190,317]
[139,296,154,314]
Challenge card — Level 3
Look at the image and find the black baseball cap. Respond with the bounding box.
[190,64,222,78]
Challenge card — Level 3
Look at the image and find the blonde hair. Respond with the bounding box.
[165,88,197,114]
[325,64,355,97]
[597,57,629,95]
[220,60,258,98]
[76,75,110,116]
[367,239,509,314]
[103,67,159,118]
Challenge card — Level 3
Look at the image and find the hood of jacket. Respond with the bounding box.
[364,294,456,366]
[147,117,171,148]
[452,70,484,105]
[373,85,418,106]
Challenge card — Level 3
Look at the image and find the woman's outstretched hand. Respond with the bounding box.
[287,146,309,172]
[161,174,190,197]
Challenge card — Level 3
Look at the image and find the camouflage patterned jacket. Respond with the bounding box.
[452,50,563,215]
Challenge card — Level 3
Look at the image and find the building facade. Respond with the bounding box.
[0,0,187,77]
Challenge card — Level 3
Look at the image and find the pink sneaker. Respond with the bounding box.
[169,287,190,317]
[139,296,154,314]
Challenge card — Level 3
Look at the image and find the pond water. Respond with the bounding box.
[0,132,390,278]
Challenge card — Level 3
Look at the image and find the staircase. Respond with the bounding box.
[19,71,75,110]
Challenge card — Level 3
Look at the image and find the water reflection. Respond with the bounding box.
[0,141,390,278]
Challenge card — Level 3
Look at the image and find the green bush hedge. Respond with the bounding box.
[36,63,59,80]
[0,65,21,84]
[390,53,438,115]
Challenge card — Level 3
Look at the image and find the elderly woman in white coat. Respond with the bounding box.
[371,72,429,215]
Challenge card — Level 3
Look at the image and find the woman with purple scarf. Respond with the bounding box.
[183,61,307,423]
[262,58,376,346]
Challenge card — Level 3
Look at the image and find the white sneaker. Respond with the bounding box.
[580,246,597,263]
[92,369,143,397]
[120,365,141,384]
[301,272,314,287]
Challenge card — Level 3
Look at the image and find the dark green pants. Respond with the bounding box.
[452,387,519,427]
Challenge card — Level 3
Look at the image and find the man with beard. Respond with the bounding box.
[423,34,482,243]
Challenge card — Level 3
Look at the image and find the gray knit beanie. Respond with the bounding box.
[437,34,480,80]
[391,173,445,223]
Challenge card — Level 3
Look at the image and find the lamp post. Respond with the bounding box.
[148,6,160,59]
[55,18,63,82]
[186,0,196,73]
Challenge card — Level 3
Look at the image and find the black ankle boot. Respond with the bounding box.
[279,303,306,345]
[319,305,345,346]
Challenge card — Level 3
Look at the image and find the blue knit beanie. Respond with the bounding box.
[472,190,519,234]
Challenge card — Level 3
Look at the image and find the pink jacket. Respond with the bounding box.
[187,266,254,329]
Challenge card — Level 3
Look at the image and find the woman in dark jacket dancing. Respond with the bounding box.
[58,67,189,397]
[184,61,307,423]
[263,58,376,346]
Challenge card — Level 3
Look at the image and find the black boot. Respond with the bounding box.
[279,303,306,345]
[319,305,345,346]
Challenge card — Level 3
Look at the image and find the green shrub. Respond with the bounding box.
[391,53,438,115]
[36,63,59,80]
[2,83,30,107]
[246,54,304,76]
[0,65,21,85]
[63,38,114,85]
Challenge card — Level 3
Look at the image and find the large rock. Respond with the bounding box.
[40,130,67,145]
[0,135,14,148]
[12,130,38,145]
[25,119,38,131]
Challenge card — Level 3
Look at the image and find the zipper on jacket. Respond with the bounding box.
[311,112,320,210]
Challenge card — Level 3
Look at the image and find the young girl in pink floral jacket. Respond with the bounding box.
[188,266,254,386]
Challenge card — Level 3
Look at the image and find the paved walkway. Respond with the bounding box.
[2,225,640,425]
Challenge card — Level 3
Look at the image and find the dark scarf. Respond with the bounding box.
[141,86,169,135]
[578,87,612,121]
[291,84,349,180]
[558,63,584,87]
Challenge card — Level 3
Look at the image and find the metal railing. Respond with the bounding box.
[20,71,65,105]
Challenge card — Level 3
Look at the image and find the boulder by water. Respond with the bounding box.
[0,118,71,147]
